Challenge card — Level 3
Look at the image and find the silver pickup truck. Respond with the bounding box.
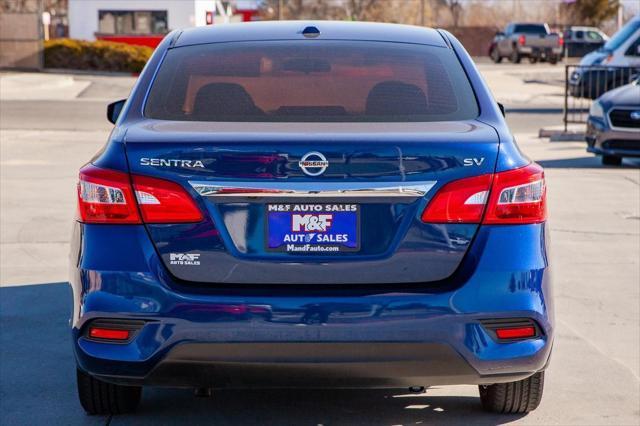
[489,23,563,64]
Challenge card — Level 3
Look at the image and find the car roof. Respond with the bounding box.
[173,21,449,49]
[569,26,601,31]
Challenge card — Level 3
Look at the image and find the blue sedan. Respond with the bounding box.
[70,21,552,416]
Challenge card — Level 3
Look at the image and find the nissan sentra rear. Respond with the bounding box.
[69,21,553,416]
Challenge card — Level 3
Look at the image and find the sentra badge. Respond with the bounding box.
[140,158,205,168]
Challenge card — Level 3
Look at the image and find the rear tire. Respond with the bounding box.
[510,50,521,64]
[548,55,558,65]
[77,368,142,415]
[528,56,538,64]
[602,155,622,166]
[491,48,502,63]
[479,371,545,414]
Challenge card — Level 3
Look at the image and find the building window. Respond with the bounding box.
[98,10,168,35]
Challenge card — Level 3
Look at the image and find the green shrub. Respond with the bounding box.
[44,39,153,73]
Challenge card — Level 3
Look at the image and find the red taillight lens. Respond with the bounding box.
[483,163,546,224]
[77,165,203,224]
[518,34,526,45]
[558,35,564,47]
[495,326,536,340]
[421,163,546,225]
[421,174,492,223]
[88,327,130,340]
[78,165,141,224]
[132,175,203,223]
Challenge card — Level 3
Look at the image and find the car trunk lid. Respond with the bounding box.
[124,120,499,285]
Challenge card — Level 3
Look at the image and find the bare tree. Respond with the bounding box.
[561,0,619,27]
[1,0,40,13]
[260,0,345,20]
[344,0,377,21]
[438,0,463,28]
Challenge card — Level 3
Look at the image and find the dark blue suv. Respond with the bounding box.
[70,21,553,415]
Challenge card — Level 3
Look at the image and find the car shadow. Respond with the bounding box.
[537,156,640,169]
[116,387,526,425]
[0,283,527,425]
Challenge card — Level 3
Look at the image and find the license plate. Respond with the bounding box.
[266,204,360,253]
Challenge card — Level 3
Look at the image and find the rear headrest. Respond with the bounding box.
[192,83,263,119]
[365,81,428,116]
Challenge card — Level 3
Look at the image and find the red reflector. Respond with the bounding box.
[132,175,203,223]
[518,35,526,45]
[495,326,536,339]
[89,327,130,340]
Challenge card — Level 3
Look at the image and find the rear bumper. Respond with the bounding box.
[70,222,554,388]
[519,46,562,57]
[91,343,544,389]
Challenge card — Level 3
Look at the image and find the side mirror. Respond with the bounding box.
[497,102,505,117]
[107,99,126,124]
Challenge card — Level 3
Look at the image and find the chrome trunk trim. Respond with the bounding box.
[189,181,437,199]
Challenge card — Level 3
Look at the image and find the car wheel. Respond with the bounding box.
[528,56,538,64]
[479,371,544,414]
[491,48,502,63]
[510,50,521,64]
[548,56,558,65]
[77,368,142,415]
[602,155,622,166]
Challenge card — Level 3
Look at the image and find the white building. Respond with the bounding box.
[69,0,259,46]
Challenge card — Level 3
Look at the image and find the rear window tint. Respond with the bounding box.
[145,41,478,122]
[513,24,547,34]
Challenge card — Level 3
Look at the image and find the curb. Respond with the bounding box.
[539,127,585,141]
[549,133,585,142]
[40,68,139,77]
[506,107,589,114]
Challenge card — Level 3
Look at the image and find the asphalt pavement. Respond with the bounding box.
[0,64,639,425]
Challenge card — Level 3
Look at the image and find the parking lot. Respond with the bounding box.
[1,63,639,425]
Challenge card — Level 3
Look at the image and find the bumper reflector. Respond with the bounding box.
[495,326,536,340]
[84,319,145,343]
[88,327,130,341]
[480,318,541,342]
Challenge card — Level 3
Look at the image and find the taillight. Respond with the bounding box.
[77,165,203,224]
[421,163,546,225]
[78,165,141,224]
[558,35,564,47]
[420,174,492,223]
[132,175,203,223]
[483,163,546,224]
[518,34,526,46]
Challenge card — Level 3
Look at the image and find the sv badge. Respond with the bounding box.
[463,157,485,167]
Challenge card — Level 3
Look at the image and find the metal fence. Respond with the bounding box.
[564,65,639,131]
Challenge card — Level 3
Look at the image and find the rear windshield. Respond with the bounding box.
[144,41,478,122]
[514,24,548,34]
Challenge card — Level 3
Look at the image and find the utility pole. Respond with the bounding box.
[420,0,425,26]
[617,2,623,31]
[278,0,284,20]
